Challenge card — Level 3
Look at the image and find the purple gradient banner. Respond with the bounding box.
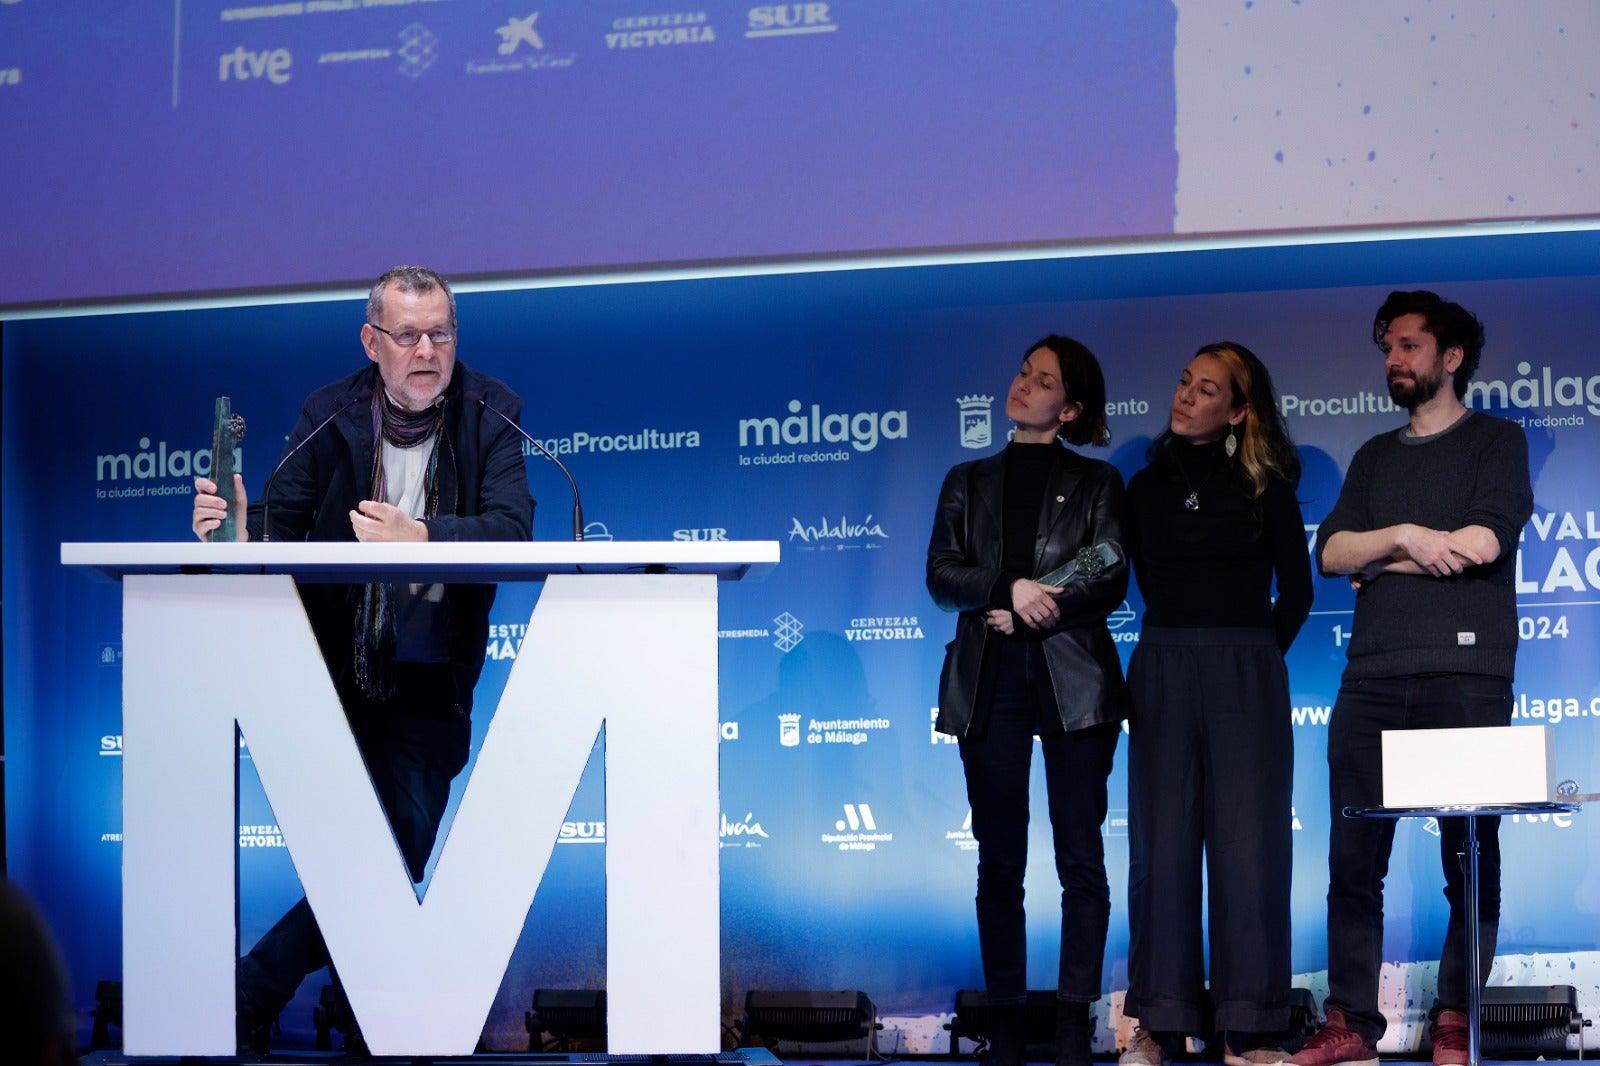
[0,1,1177,309]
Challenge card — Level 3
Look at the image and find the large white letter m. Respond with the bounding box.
[120,572,720,1056]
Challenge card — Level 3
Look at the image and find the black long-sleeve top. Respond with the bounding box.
[1126,437,1313,653]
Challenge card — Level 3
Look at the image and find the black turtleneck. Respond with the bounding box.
[972,440,1060,611]
[1126,437,1313,652]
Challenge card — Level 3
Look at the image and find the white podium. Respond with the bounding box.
[62,540,778,1058]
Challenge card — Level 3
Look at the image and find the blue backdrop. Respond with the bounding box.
[5,240,1599,1052]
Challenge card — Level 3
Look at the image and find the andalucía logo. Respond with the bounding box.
[787,513,887,551]
[720,811,769,848]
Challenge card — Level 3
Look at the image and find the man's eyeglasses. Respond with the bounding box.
[371,325,457,347]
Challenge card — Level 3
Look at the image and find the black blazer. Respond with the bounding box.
[926,444,1132,738]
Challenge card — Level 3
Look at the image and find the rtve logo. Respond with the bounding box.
[219,46,292,84]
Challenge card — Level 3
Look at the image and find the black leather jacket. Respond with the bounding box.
[245,361,536,711]
[926,445,1131,738]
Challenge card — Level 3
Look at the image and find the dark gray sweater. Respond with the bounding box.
[1316,411,1533,680]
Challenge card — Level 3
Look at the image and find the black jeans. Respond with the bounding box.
[1323,673,1512,1045]
[239,663,472,1014]
[1125,627,1293,1036]
[960,641,1120,1004]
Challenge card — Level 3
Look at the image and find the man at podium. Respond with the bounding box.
[191,264,536,1053]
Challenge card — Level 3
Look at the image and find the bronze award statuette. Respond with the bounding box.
[208,397,246,543]
[1037,539,1124,587]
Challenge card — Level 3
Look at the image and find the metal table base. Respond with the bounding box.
[1345,802,1581,1066]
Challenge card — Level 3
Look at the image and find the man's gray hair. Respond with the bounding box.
[366,265,456,326]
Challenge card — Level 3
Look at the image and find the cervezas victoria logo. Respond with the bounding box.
[606,11,716,49]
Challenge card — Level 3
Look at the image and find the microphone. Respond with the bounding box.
[258,397,362,542]
[477,397,584,541]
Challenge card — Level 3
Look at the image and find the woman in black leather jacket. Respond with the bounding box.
[927,335,1131,1066]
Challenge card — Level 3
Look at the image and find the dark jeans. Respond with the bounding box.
[239,664,472,1014]
[960,641,1120,1004]
[1324,673,1512,1045]
[1125,628,1293,1036]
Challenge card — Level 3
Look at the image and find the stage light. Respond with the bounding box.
[946,989,1060,1053]
[740,989,879,1053]
[526,989,607,1052]
[1475,985,1588,1057]
[89,980,122,1051]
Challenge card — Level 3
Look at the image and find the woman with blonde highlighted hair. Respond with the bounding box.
[1119,342,1314,1066]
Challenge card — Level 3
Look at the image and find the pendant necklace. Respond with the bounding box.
[1176,450,1217,511]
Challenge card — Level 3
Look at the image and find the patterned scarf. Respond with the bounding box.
[352,390,444,701]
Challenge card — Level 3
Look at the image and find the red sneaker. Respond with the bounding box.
[1287,1009,1379,1066]
[1430,1009,1469,1066]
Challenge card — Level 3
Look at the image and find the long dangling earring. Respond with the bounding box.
[1224,425,1238,458]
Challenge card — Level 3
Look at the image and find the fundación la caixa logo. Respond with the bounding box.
[498,12,543,52]
[471,11,574,74]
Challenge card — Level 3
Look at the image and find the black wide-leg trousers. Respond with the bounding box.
[1124,627,1293,1036]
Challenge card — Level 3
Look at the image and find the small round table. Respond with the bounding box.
[1344,801,1581,1066]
